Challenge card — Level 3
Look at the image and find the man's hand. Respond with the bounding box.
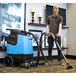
[56,33,61,37]
[46,31,49,36]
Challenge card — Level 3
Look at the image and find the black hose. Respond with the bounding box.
[39,32,73,69]
[27,32,47,65]
[26,32,40,65]
[39,32,47,62]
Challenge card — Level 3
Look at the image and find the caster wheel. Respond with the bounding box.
[4,55,14,67]
[30,62,34,67]
[25,63,31,69]
[30,62,37,67]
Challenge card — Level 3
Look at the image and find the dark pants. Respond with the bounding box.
[48,35,62,61]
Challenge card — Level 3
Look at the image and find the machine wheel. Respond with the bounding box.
[25,63,31,69]
[4,55,14,67]
[30,62,37,67]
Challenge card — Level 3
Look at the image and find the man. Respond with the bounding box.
[46,6,63,65]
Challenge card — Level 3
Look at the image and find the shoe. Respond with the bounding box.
[58,60,64,66]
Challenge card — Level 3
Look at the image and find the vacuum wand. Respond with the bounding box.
[48,33,73,69]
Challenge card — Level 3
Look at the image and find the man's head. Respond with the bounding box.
[52,6,59,16]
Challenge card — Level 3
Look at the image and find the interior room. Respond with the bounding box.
[0,3,76,73]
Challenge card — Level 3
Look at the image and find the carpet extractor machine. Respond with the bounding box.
[4,29,40,68]
[4,29,73,69]
[4,29,46,68]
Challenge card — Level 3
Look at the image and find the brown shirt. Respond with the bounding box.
[47,15,63,34]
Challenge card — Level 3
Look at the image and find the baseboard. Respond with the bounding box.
[0,56,58,63]
[33,56,58,60]
[0,55,76,63]
[32,55,76,60]
[65,55,76,59]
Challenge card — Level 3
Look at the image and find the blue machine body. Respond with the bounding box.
[7,35,33,54]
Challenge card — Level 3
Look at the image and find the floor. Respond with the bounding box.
[0,59,76,73]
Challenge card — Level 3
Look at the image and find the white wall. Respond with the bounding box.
[67,3,76,56]
[26,3,67,56]
[26,3,66,31]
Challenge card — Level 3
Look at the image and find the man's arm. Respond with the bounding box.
[46,16,50,35]
[46,25,50,35]
[56,23,62,37]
